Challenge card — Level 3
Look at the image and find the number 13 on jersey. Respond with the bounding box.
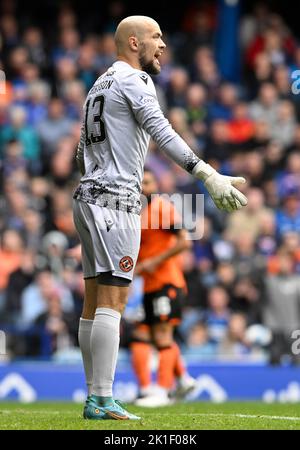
[85,95,106,146]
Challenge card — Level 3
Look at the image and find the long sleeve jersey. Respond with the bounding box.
[73,60,199,214]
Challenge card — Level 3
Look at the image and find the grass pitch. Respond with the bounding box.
[1,401,300,430]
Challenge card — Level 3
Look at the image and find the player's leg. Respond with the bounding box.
[173,341,197,399]
[135,321,176,407]
[168,289,197,398]
[130,324,153,397]
[78,277,97,396]
[90,280,128,403]
[73,200,98,397]
[84,205,141,419]
[135,286,195,407]
[151,286,181,395]
[154,323,196,397]
[85,277,140,420]
[154,321,178,392]
[135,286,176,406]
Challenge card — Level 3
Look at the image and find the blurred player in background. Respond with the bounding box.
[131,169,196,407]
[73,15,247,421]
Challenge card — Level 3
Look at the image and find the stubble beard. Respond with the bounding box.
[138,44,161,75]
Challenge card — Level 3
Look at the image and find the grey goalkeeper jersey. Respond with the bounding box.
[73,60,199,214]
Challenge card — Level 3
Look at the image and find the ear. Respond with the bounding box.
[128,36,139,52]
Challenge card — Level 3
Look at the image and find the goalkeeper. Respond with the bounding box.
[74,14,248,421]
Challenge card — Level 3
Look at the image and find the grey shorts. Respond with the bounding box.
[73,199,141,281]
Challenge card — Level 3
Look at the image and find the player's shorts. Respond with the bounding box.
[142,284,184,326]
[73,199,141,282]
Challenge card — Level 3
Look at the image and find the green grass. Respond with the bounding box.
[1,401,300,430]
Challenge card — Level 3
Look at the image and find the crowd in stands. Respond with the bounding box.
[1,0,300,365]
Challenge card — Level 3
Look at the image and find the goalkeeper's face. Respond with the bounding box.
[138,23,166,75]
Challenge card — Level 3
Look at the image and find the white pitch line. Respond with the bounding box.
[143,413,300,422]
[227,413,300,422]
[1,410,300,422]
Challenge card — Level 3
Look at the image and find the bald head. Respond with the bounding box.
[115,16,159,53]
[114,16,166,74]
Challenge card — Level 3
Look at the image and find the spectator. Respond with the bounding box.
[4,187,30,231]
[275,186,300,238]
[78,42,98,91]
[246,23,295,70]
[0,229,24,301]
[35,290,78,354]
[190,46,221,98]
[166,67,189,108]
[243,151,265,187]
[54,57,78,98]
[203,119,231,164]
[181,249,207,309]
[184,322,217,360]
[7,46,29,81]
[231,276,261,323]
[23,26,47,70]
[215,261,236,296]
[1,138,27,178]
[273,64,293,100]
[4,248,36,323]
[225,187,270,241]
[40,231,69,276]
[278,152,300,197]
[226,102,255,145]
[256,209,277,257]
[272,100,297,148]
[0,14,19,56]
[0,105,40,163]
[218,313,251,360]
[263,251,300,364]
[167,107,199,154]
[95,33,117,74]
[37,97,74,156]
[201,285,231,345]
[19,269,74,328]
[208,82,238,122]
[62,79,86,121]
[22,207,43,250]
[52,28,80,64]
[193,217,216,288]
[249,82,279,129]
[232,231,265,279]
[246,52,273,98]
[185,83,208,146]
[26,81,51,127]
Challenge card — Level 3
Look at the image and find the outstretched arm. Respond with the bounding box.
[123,72,248,212]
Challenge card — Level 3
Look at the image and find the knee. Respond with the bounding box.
[131,326,151,343]
[152,326,173,348]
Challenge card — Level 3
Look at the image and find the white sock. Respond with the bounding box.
[78,318,93,396]
[140,385,154,396]
[91,307,121,397]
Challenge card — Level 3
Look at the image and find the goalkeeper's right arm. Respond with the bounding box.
[123,73,248,212]
[160,135,248,212]
[76,120,86,176]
